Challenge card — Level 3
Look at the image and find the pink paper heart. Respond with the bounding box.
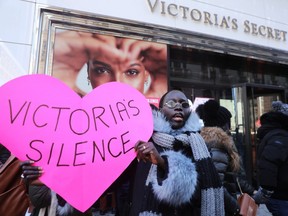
[0,74,153,212]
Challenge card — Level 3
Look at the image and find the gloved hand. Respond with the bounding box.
[252,187,274,204]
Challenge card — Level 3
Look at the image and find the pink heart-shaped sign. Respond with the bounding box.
[0,74,153,212]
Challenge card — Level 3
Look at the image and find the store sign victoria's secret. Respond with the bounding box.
[146,0,287,43]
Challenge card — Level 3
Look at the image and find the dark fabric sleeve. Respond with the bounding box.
[223,188,239,215]
[28,184,51,208]
[258,135,288,188]
[237,175,255,195]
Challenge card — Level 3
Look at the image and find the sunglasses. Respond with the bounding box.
[164,100,190,109]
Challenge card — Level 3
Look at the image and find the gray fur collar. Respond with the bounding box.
[153,110,202,136]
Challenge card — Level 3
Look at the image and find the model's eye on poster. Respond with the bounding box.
[51,30,168,107]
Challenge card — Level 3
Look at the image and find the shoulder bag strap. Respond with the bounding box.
[236,177,243,195]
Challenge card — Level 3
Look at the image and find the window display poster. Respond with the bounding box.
[52,30,168,107]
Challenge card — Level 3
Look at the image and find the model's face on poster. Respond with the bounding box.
[88,52,148,93]
[52,30,168,103]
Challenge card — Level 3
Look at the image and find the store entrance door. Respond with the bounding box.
[231,84,285,184]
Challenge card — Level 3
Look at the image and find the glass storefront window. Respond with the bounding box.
[169,46,288,88]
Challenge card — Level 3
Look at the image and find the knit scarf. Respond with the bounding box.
[152,110,225,216]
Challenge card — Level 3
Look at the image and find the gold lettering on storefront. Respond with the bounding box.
[146,0,287,42]
[243,20,287,41]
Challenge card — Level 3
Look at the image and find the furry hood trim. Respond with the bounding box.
[151,150,198,206]
[200,127,234,151]
[153,110,202,135]
[200,127,240,172]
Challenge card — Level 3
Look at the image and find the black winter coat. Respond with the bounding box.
[209,147,239,215]
[257,112,288,200]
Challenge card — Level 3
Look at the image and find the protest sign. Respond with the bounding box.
[0,74,153,212]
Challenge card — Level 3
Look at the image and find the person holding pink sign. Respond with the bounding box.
[21,89,224,215]
[131,90,225,215]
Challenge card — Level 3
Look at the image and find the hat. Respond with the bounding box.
[197,100,232,127]
[272,101,288,116]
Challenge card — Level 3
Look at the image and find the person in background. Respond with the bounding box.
[131,90,224,215]
[196,100,254,215]
[254,101,288,216]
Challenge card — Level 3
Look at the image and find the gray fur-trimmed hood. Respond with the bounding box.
[153,109,202,135]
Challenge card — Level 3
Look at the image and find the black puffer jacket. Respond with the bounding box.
[256,111,288,200]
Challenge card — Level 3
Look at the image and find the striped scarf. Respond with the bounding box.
[152,110,225,216]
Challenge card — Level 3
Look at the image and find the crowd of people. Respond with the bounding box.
[1,89,287,216]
